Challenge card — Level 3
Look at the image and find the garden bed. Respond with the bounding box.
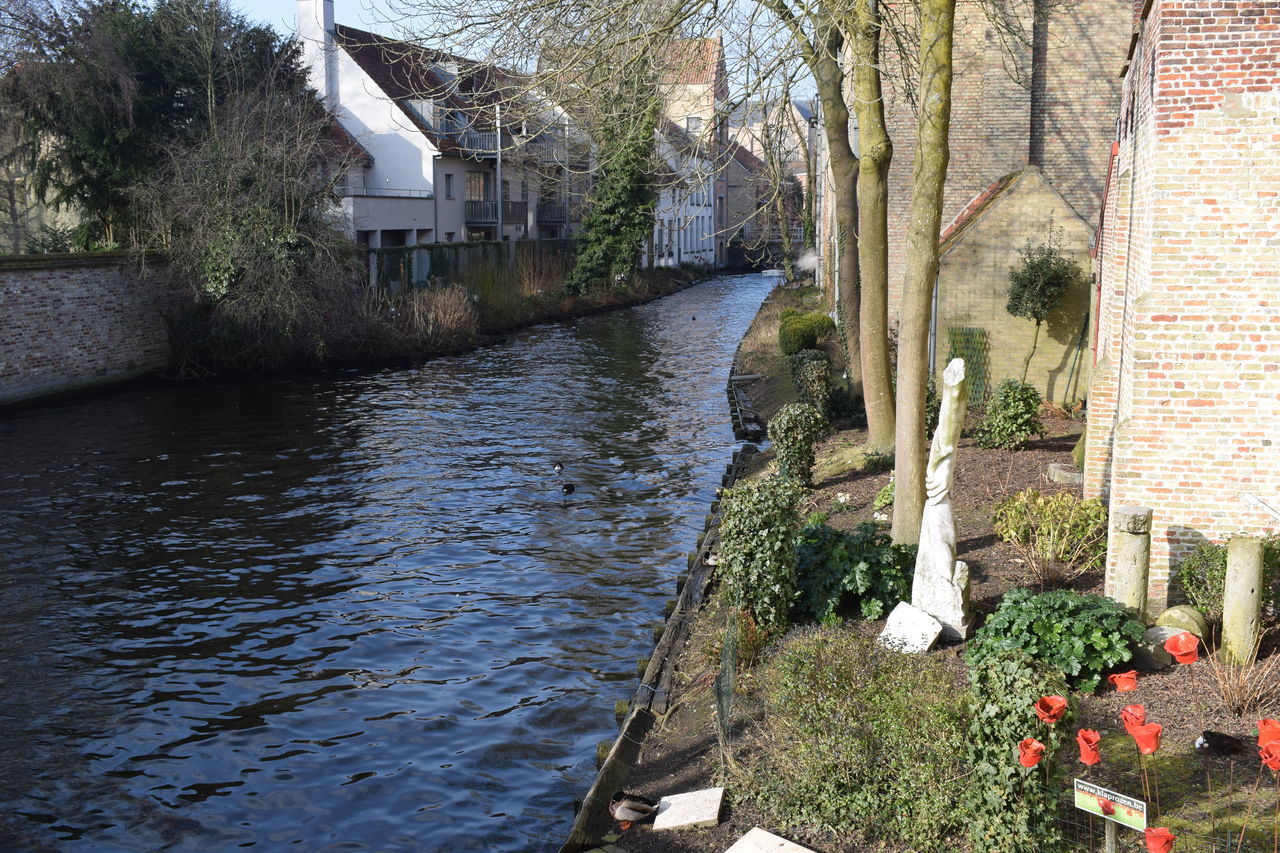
[598,287,1280,853]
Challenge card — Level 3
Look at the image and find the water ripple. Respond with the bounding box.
[0,273,777,851]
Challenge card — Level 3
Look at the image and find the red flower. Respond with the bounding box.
[1018,737,1046,768]
[1164,631,1199,664]
[1035,695,1069,724]
[1099,798,1116,816]
[1261,741,1280,772]
[1131,721,1164,755]
[1108,670,1139,692]
[1145,826,1176,853]
[1258,719,1280,748]
[1077,729,1102,766]
[1121,704,1147,734]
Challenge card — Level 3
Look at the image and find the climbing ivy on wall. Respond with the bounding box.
[565,94,660,294]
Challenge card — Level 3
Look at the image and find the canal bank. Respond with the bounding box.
[0,249,706,410]
[0,272,778,852]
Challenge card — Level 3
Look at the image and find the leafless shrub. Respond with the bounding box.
[1206,639,1280,716]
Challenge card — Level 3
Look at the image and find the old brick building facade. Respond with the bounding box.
[1085,0,1280,613]
[874,0,1130,398]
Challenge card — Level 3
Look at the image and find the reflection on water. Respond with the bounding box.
[0,273,777,851]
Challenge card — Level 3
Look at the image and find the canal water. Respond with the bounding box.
[0,272,777,852]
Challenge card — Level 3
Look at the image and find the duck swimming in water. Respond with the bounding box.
[608,791,658,830]
[553,462,564,474]
[561,483,575,495]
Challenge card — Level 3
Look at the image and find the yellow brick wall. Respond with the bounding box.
[935,168,1094,404]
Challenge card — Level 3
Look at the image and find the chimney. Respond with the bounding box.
[298,0,338,109]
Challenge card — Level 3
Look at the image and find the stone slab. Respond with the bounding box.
[1132,625,1181,671]
[1156,605,1209,639]
[878,601,942,653]
[1047,462,1084,485]
[653,787,724,831]
[724,827,815,852]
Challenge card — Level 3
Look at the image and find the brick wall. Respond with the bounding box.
[882,0,1129,313]
[0,255,189,406]
[1085,0,1280,615]
[936,167,1094,403]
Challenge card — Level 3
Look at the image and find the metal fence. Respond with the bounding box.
[1059,802,1268,852]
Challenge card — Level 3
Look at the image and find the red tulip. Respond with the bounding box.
[1035,695,1069,724]
[1164,631,1199,664]
[1018,737,1046,768]
[1077,729,1102,766]
[1108,670,1139,692]
[1099,797,1116,816]
[1144,826,1176,853]
[1121,704,1147,734]
[1258,718,1280,748]
[1131,721,1164,755]
[1261,741,1280,772]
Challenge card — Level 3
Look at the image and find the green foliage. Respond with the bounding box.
[793,516,916,623]
[965,650,1074,853]
[564,93,659,293]
[975,378,1044,450]
[1006,225,1085,325]
[768,402,828,486]
[872,476,895,511]
[966,588,1144,692]
[718,475,804,635]
[778,311,835,355]
[746,627,970,849]
[992,489,1107,586]
[4,0,308,236]
[1175,536,1280,623]
[789,349,831,415]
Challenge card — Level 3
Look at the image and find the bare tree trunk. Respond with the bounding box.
[811,34,863,396]
[891,0,955,545]
[849,0,895,451]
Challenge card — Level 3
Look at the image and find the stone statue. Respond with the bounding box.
[911,358,972,640]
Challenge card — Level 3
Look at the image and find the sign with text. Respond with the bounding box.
[1074,779,1147,830]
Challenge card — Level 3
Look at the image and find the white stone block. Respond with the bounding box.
[724,827,815,852]
[878,601,942,653]
[652,786,724,831]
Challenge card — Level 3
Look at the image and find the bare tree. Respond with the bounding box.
[890,0,957,544]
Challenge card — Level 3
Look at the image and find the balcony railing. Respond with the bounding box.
[465,200,528,224]
[537,202,567,223]
[459,130,499,156]
[340,185,434,199]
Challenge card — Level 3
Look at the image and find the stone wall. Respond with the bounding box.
[0,254,188,406]
[1085,0,1280,613]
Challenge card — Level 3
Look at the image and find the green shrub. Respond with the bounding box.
[747,627,969,849]
[793,516,917,623]
[768,402,828,486]
[992,489,1107,586]
[794,359,831,416]
[975,378,1045,450]
[966,650,1074,853]
[965,588,1144,692]
[718,475,805,634]
[873,475,895,511]
[778,311,835,355]
[1176,536,1280,623]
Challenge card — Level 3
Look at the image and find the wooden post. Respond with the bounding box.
[1104,820,1117,853]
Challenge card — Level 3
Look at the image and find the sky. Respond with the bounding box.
[229,0,394,38]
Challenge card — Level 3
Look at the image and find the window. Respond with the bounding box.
[444,231,455,242]
[502,179,510,200]
[444,174,454,199]
[467,171,489,201]
[521,180,529,202]
[685,115,702,134]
